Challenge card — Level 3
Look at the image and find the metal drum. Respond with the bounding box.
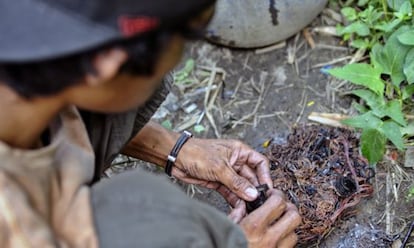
[206,0,328,48]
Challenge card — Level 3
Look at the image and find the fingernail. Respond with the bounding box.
[245,188,258,199]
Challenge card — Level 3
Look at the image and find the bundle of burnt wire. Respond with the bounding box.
[265,124,374,246]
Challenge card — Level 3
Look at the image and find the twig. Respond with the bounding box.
[202,66,223,138]
[231,72,268,128]
[341,138,359,188]
[313,26,340,37]
[274,83,294,92]
[349,48,367,64]
[242,55,253,71]
[315,44,349,51]
[175,112,202,132]
[312,55,353,69]
[295,93,308,124]
[392,172,399,202]
[303,85,326,97]
[255,41,286,54]
[303,28,316,49]
[258,112,286,119]
[223,78,244,109]
[275,113,291,130]
[287,32,301,64]
[250,78,261,94]
[307,112,349,128]
[386,172,392,234]
[401,221,414,248]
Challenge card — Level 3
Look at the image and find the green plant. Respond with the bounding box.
[329,0,414,164]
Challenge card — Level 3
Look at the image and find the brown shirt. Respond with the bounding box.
[0,75,172,247]
[0,106,97,247]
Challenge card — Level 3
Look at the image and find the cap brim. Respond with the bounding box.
[0,0,119,62]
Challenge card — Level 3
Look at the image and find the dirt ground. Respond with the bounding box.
[111,8,414,248]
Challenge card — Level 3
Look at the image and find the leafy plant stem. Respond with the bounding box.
[382,0,389,21]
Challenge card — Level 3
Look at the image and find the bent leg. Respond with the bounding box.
[91,169,247,248]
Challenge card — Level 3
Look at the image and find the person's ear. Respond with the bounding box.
[85,48,128,86]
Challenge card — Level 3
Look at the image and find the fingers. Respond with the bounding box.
[239,189,301,248]
[233,141,272,188]
[277,232,298,248]
[214,184,240,207]
[268,203,302,244]
[247,189,287,226]
[246,150,273,188]
[239,166,259,186]
[228,200,246,224]
[220,167,258,201]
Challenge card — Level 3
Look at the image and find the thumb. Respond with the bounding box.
[220,168,258,201]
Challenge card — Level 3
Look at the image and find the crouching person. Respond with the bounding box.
[0,0,300,247]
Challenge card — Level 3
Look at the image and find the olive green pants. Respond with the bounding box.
[91,169,247,248]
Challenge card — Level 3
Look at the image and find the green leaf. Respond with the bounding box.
[339,21,371,36]
[357,0,369,6]
[408,185,414,201]
[402,84,414,99]
[193,124,205,133]
[398,1,413,12]
[341,7,358,21]
[161,120,173,130]
[383,100,407,126]
[174,59,195,83]
[351,101,369,113]
[398,30,414,45]
[387,0,407,10]
[342,111,383,129]
[358,5,382,24]
[398,1,412,16]
[352,89,385,110]
[361,128,386,164]
[328,63,384,95]
[401,121,414,136]
[404,48,414,84]
[374,19,402,33]
[371,43,388,70]
[351,39,370,49]
[382,25,411,86]
[380,120,405,150]
[352,90,406,125]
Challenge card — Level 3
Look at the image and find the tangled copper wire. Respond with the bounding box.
[265,125,374,246]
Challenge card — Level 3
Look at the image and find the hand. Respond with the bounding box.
[236,189,301,248]
[173,138,272,213]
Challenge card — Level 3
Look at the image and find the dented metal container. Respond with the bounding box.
[206,0,328,48]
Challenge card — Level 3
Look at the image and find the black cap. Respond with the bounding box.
[0,0,214,62]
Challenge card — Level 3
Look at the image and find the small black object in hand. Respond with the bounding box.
[246,184,269,213]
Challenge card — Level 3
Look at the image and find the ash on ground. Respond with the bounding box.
[336,224,395,248]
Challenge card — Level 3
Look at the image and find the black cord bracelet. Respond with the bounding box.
[165,130,193,176]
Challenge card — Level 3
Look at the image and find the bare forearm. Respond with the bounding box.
[121,121,180,167]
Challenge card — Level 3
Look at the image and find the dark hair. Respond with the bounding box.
[0,2,212,99]
[0,30,171,98]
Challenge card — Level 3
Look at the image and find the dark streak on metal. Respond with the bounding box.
[268,0,279,26]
